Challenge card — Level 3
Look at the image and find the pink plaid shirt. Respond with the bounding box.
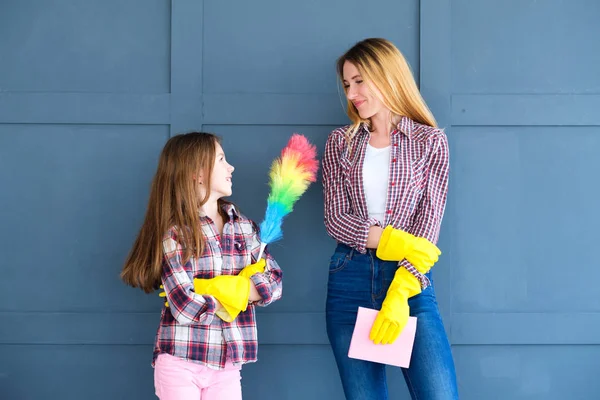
[153,203,283,370]
[322,116,450,287]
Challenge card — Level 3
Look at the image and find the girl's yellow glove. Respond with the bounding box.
[158,259,267,322]
[238,259,266,279]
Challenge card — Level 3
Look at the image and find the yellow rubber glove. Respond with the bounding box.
[158,260,265,317]
[370,268,421,345]
[159,286,226,314]
[193,275,250,322]
[238,259,266,279]
[158,276,250,322]
[376,226,441,274]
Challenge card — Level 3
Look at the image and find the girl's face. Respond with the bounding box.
[199,142,235,201]
[210,142,234,199]
[342,61,388,121]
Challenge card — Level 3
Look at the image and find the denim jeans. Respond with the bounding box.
[326,243,459,400]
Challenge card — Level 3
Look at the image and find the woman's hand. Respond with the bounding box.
[366,226,384,249]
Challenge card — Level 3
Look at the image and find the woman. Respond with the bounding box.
[323,38,459,399]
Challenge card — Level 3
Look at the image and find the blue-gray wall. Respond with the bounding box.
[1,1,599,399]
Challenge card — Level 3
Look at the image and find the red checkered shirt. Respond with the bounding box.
[322,116,450,288]
[153,203,283,370]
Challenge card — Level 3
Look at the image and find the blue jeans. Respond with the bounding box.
[326,244,459,400]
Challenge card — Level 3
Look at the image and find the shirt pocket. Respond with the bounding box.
[329,250,352,274]
[233,233,256,271]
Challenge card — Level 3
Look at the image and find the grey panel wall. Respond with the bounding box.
[1,0,598,399]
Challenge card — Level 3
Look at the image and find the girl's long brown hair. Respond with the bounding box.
[121,132,226,293]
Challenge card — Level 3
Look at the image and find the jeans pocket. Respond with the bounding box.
[329,250,352,274]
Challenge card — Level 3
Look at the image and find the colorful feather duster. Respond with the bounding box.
[257,134,319,260]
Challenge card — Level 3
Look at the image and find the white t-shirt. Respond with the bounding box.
[363,144,390,224]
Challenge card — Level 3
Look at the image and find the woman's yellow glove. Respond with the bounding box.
[376,226,441,273]
[370,268,421,345]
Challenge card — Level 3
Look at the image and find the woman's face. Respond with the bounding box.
[342,61,388,121]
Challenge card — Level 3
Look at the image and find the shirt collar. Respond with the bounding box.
[198,201,240,220]
[359,115,413,138]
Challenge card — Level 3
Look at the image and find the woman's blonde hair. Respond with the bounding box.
[121,132,229,293]
[337,38,437,141]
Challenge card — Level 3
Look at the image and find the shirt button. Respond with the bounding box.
[391,182,396,186]
[392,158,397,162]
[386,210,392,214]
[393,143,398,146]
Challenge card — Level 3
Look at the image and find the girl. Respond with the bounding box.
[121,132,283,400]
[323,38,459,399]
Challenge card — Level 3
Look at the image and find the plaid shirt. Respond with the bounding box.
[322,116,450,288]
[153,203,283,370]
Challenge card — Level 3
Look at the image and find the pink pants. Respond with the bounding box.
[154,353,242,400]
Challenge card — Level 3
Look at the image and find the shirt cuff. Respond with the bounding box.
[399,259,431,289]
[356,217,382,253]
[199,295,217,325]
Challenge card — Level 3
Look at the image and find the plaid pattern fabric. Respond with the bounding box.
[322,116,450,288]
[153,203,283,370]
